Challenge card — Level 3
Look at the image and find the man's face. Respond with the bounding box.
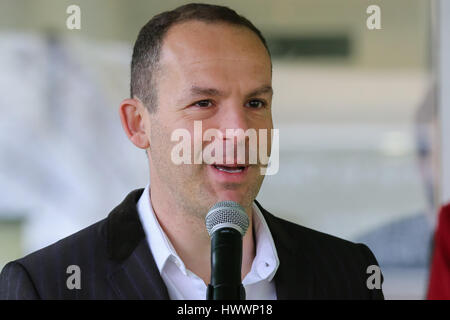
[147,20,273,217]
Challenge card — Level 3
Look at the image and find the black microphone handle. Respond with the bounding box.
[206,227,246,300]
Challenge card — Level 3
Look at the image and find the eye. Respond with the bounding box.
[193,99,213,108]
[246,99,267,109]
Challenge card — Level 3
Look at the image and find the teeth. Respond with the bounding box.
[214,165,244,173]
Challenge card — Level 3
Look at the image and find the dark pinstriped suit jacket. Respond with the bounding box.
[0,189,384,299]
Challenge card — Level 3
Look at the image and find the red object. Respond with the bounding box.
[427,203,450,299]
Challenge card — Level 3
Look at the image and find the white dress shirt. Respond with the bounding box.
[136,184,280,300]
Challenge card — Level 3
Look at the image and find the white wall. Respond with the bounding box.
[439,0,450,205]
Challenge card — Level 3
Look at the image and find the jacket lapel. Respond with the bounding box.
[255,200,315,299]
[104,189,314,300]
[104,188,170,300]
[107,239,170,299]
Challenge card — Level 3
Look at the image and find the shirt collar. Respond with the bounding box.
[137,183,280,281]
[136,184,184,273]
[249,200,280,283]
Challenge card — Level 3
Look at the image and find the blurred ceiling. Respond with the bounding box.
[0,0,431,69]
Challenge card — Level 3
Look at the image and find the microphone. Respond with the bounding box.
[205,200,249,300]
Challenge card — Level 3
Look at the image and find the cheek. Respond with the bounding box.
[149,122,176,163]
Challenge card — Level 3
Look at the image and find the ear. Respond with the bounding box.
[119,98,150,149]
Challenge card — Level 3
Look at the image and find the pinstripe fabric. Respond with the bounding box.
[0,189,384,300]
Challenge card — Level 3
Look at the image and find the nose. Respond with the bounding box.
[215,101,252,164]
[217,101,251,135]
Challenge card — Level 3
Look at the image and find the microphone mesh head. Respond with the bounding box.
[205,200,249,237]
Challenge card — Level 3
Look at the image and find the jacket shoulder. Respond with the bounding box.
[258,204,384,299]
[262,207,362,249]
[19,217,107,267]
[0,218,108,299]
[271,213,380,268]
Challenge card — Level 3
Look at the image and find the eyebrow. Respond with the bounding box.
[186,85,273,101]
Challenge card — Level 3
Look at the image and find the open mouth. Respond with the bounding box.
[212,164,247,173]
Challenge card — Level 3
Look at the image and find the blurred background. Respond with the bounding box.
[0,0,446,299]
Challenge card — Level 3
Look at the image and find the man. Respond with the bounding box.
[0,3,383,300]
[427,203,450,299]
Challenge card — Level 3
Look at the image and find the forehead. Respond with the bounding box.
[158,20,271,79]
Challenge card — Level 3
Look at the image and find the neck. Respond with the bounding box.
[148,183,256,285]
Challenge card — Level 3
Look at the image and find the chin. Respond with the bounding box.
[213,190,252,207]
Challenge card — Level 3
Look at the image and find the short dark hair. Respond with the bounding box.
[130,3,271,113]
